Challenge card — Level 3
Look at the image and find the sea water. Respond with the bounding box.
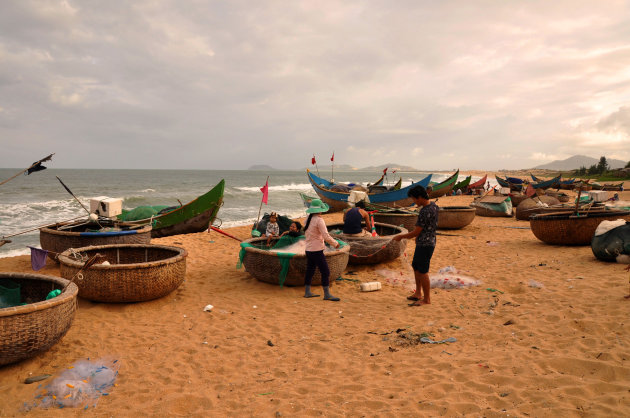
[0,168,470,258]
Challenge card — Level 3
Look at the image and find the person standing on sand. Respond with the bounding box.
[303,199,341,301]
[393,185,438,306]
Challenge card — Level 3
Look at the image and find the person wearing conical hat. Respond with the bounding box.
[303,199,341,301]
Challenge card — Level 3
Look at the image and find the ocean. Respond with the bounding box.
[0,168,472,259]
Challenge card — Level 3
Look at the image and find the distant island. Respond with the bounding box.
[248,165,278,171]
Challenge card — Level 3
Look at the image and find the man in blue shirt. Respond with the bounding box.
[393,185,439,306]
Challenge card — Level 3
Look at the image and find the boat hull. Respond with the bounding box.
[307,171,432,212]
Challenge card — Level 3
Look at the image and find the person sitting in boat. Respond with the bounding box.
[343,200,371,236]
[280,221,303,238]
[266,212,280,245]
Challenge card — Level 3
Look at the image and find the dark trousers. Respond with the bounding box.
[305,250,330,287]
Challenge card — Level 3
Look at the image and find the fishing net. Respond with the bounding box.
[375,253,480,290]
[237,236,346,287]
[329,229,395,260]
[24,358,120,411]
[119,205,171,221]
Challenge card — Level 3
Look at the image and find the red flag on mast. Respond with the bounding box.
[311,155,316,165]
[383,167,388,175]
[260,179,269,204]
[330,152,334,162]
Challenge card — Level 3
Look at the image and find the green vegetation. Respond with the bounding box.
[568,156,630,180]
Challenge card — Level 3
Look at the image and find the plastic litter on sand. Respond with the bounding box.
[24,358,119,410]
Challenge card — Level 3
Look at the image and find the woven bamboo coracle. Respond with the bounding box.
[529,211,630,245]
[508,194,530,208]
[515,196,561,221]
[40,223,152,261]
[58,244,187,302]
[437,206,476,229]
[327,222,408,265]
[372,211,417,232]
[0,273,78,366]
[241,237,350,286]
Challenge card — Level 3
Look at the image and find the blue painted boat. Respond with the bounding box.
[532,175,561,190]
[496,176,523,192]
[307,170,432,212]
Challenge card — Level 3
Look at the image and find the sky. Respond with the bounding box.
[1,1,630,171]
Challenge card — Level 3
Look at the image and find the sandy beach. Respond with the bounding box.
[1,187,630,417]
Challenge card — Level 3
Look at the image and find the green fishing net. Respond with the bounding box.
[237,236,346,287]
[119,205,171,221]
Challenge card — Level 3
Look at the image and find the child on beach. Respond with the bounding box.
[266,212,280,245]
[303,199,341,301]
[393,185,439,306]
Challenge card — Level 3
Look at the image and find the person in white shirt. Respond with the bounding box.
[303,199,341,301]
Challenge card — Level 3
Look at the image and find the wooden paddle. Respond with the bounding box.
[209,226,242,242]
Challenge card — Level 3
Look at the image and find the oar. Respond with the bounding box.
[0,240,11,248]
[56,176,92,217]
[209,226,242,242]
[0,153,54,187]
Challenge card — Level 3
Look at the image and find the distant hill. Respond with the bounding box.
[534,155,627,170]
[248,165,278,171]
[359,163,419,172]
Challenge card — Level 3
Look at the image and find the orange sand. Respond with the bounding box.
[1,188,630,416]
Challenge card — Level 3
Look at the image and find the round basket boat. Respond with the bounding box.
[437,206,476,229]
[515,196,561,221]
[240,237,350,286]
[40,221,152,261]
[327,222,408,265]
[529,210,630,245]
[509,194,530,208]
[58,244,187,302]
[372,210,417,232]
[0,273,78,366]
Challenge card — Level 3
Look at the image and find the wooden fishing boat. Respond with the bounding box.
[602,182,624,191]
[307,170,433,212]
[40,220,152,261]
[118,179,225,238]
[468,174,487,190]
[471,195,513,217]
[532,175,561,190]
[326,222,407,265]
[529,210,630,245]
[427,170,459,198]
[496,176,523,192]
[558,178,576,190]
[453,175,471,191]
[437,206,476,229]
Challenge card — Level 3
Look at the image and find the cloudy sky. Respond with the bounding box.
[1,1,629,170]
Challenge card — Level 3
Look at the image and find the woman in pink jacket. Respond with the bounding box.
[303,199,341,301]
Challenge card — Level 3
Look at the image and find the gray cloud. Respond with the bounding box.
[1,0,629,170]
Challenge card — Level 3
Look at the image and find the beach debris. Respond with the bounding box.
[486,288,504,294]
[528,279,544,288]
[24,374,52,384]
[267,340,275,347]
[420,337,456,344]
[360,281,382,292]
[24,358,119,410]
[203,304,214,312]
[486,241,499,246]
[503,319,515,326]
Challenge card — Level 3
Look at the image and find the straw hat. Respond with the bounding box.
[306,199,330,214]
